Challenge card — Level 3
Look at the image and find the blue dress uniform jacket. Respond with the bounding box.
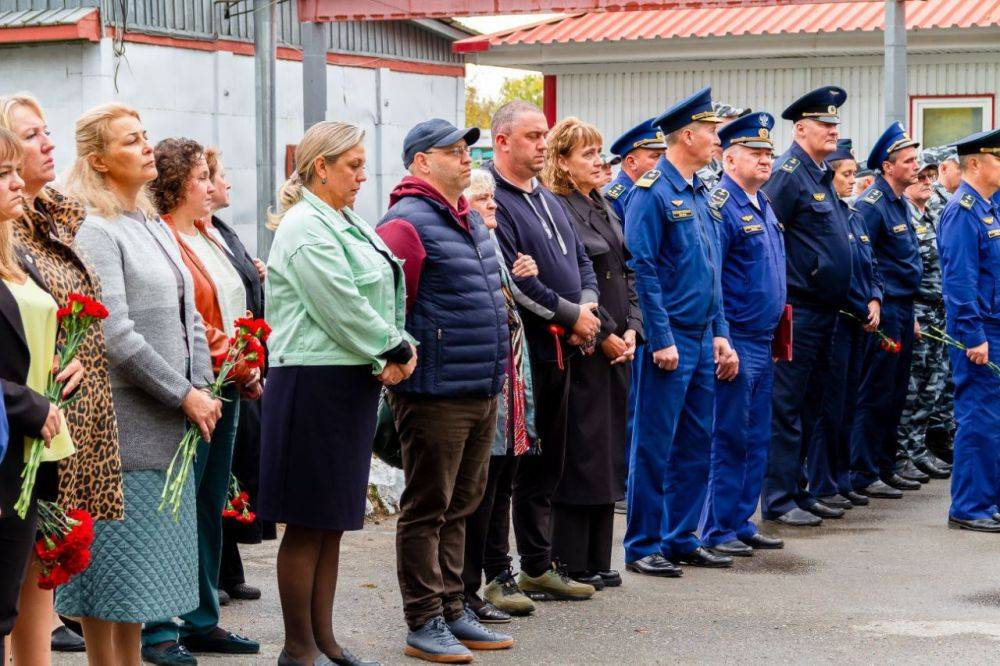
[623,155,722,561]
[850,177,922,488]
[940,183,1000,520]
[857,176,923,298]
[762,141,853,310]
[701,174,786,547]
[844,206,885,318]
[603,170,635,225]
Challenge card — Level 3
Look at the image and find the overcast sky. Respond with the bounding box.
[453,14,562,98]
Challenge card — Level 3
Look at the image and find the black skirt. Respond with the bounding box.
[259,365,381,531]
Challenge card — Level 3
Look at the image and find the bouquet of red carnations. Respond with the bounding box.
[34,500,94,589]
[919,325,1000,377]
[839,310,901,355]
[222,473,256,524]
[159,317,269,521]
[15,293,108,519]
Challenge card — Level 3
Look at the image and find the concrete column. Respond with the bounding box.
[302,21,328,131]
[884,0,907,128]
[254,0,276,259]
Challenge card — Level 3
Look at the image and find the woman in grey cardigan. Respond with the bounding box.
[55,103,221,666]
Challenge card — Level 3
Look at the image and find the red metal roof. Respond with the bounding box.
[455,0,1000,51]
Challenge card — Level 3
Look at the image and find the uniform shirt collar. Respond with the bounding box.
[874,174,905,203]
[720,173,764,210]
[659,155,703,194]
[957,180,990,209]
[790,141,831,184]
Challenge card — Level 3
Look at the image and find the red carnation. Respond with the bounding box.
[64,509,95,551]
[56,306,73,322]
[61,548,92,575]
[37,565,71,590]
[242,337,265,370]
[222,507,239,519]
[235,317,272,343]
[34,535,63,564]
[236,510,256,524]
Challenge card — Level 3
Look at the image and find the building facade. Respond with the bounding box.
[0,0,471,252]
[457,0,1000,160]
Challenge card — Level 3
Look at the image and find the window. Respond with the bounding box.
[911,95,994,147]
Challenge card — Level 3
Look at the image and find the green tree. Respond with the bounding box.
[498,75,543,109]
[465,74,543,130]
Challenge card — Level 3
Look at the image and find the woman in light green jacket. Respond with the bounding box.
[260,121,415,666]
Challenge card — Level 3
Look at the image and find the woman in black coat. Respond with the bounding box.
[542,118,642,588]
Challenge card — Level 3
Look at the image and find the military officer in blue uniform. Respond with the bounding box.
[939,128,1000,532]
[850,122,924,497]
[699,111,787,556]
[761,86,854,527]
[604,118,667,223]
[624,87,739,576]
[806,139,887,508]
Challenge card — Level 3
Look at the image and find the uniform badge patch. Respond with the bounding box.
[741,214,754,222]
[891,223,907,234]
[606,183,625,200]
[671,208,694,219]
[860,234,871,243]
[862,189,883,205]
[983,216,995,225]
[780,157,800,173]
[709,188,730,208]
[812,192,826,202]
[989,228,1000,239]
[671,199,683,207]
[847,233,855,241]
[915,225,928,234]
[635,169,660,188]
[959,193,975,210]
[742,224,764,234]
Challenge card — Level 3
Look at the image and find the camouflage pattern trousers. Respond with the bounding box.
[897,301,955,462]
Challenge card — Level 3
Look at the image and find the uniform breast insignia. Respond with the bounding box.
[671,208,694,220]
[635,170,661,188]
[812,192,826,202]
[709,188,730,209]
[847,233,855,241]
[988,228,1000,239]
[671,199,683,206]
[862,189,883,205]
[709,207,722,221]
[606,183,626,200]
[742,224,764,234]
[959,193,975,210]
[915,225,928,234]
[860,234,870,243]
[780,157,800,173]
[983,216,995,225]
[740,214,754,222]
[891,223,907,234]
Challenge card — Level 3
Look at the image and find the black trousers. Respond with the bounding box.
[550,503,615,574]
[462,454,518,599]
[512,358,571,577]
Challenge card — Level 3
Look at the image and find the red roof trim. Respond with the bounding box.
[0,8,100,44]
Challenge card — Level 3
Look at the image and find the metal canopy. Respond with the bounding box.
[298,0,856,22]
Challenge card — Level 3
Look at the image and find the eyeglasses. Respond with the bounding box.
[916,172,934,182]
[427,146,472,158]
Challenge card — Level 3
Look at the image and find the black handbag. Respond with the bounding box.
[371,389,403,469]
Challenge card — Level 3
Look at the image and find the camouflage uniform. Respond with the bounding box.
[897,199,955,463]
[696,158,722,191]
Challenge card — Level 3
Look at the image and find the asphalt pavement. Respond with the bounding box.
[55,476,1000,665]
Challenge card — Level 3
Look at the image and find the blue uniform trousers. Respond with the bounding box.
[701,333,773,547]
[762,305,836,518]
[625,328,714,561]
[850,297,915,489]
[807,316,864,497]
[949,334,1000,520]
[625,343,644,481]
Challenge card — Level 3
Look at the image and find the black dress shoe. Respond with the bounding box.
[858,480,903,499]
[740,533,784,549]
[217,588,231,606]
[896,459,930,483]
[670,547,733,568]
[844,490,870,506]
[469,599,511,624]
[594,569,622,587]
[711,539,753,557]
[914,457,951,479]
[884,473,921,490]
[224,582,262,600]
[51,625,86,652]
[769,508,822,526]
[948,516,1000,533]
[181,629,260,654]
[928,453,952,471]
[278,649,334,666]
[817,494,853,510]
[625,553,682,578]
[330,647,380,666]
[571,572,605,591]
[805,501,845,519]
[141,642,198,666]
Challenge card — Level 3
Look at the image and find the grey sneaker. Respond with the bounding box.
[447,607,514,651]
[403,616,472,663]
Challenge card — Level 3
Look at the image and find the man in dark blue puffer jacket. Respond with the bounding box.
[377,119,514,664]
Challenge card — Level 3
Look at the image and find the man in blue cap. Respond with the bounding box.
[696,102,749,191]
[806,138,885,508]
[938,128,1000,531]
[699,111,787,556]
[760,86,854,527]
[624,86,739,576]
[850,122,924,497]
[604,119,667,223]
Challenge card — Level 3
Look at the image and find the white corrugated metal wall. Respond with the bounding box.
[555,53,1000,156]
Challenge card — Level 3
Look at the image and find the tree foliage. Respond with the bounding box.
[465,74,543,130]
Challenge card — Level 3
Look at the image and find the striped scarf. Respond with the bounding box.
[499,264,530,456]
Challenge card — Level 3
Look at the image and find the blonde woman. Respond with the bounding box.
[542,118,641,588]
[262,121,413,666]
[57,103,221,666]
[0,92,121,659]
